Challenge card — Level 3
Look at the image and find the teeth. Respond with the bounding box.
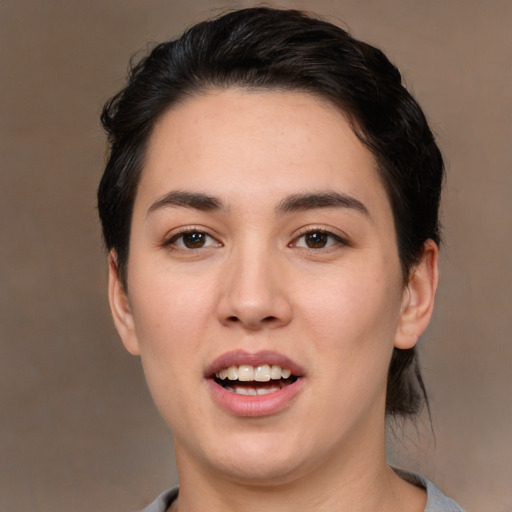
[226,385,282,396]
[238,365,254,381]
[270,365,282,380]
[254,364,271,382]
[227,366,238,380]
[257,386,280,395]
[215,364,293,382]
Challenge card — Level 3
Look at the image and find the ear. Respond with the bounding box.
[108,251,141,355]
[395,240,439,350]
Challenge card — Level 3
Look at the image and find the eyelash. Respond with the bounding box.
[162,227,349,252]
[163,227,222,251]
[290,228,349,250]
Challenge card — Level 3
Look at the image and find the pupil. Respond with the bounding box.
[306,232,327,248]
[184,232,205,248]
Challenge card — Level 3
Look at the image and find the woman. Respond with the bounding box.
[98,8,464,512]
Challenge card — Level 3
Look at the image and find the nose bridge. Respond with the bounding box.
[218,235,291,329]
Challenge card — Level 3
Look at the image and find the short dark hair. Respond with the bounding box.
[98,7,444,418]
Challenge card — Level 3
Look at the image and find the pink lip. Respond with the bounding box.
[204,350,305,417]
[205,350,305,378]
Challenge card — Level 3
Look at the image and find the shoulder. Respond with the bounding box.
[136,486,178,512]
[394,468,466,512]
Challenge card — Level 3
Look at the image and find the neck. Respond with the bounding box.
[170,423,425,512]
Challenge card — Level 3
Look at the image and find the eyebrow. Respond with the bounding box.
[275,192,369,217]
[147,190,225,216]
[147,189,369,218]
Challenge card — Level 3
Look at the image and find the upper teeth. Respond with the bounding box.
[215,364,292,382]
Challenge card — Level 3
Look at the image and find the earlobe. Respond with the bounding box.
[395,240,439,350]
[108,251,141,356]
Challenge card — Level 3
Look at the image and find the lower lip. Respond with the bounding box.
[206,378,304,417]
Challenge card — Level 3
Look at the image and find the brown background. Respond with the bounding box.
[1,1,511,511]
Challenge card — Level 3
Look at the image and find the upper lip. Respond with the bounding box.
[205,350,305,378]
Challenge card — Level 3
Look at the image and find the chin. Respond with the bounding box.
[201,431,317,486]
[216,457,309,487]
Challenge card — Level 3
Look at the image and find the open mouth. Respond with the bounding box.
[213,364,299,396]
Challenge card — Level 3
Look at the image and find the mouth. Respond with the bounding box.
[213,364,299,396]
[205,351,305,413]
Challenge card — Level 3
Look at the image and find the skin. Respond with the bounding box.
[109,89,438,512]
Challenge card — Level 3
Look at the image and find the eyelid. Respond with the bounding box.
[289,226,350,249]
[162,226,223,250]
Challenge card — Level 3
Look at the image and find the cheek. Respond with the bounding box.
[128,277,216,428]
[127,271,218,391]
[300,272,401,419]
[130,268,215,339]
[296,262,403,396]
[299,265,402,341]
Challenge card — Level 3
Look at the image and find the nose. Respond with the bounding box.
[216,245,293,331]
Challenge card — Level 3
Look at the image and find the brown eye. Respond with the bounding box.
[293,230,345,250]
[167,230,221,250]
[182,231,207,248]
[304,231,329,248]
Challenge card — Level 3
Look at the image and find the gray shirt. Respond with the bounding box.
[139,470,465,512]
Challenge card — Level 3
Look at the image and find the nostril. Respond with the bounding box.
[225,314,279,328]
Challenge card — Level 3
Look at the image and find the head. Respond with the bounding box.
[98,8,443,421]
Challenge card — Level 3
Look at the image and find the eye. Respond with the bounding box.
[292,229,345,249]
[166,230,221,250]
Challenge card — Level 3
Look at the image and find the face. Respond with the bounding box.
[110,89,435,486]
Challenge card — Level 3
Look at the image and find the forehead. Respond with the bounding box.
[136,88,387,215]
